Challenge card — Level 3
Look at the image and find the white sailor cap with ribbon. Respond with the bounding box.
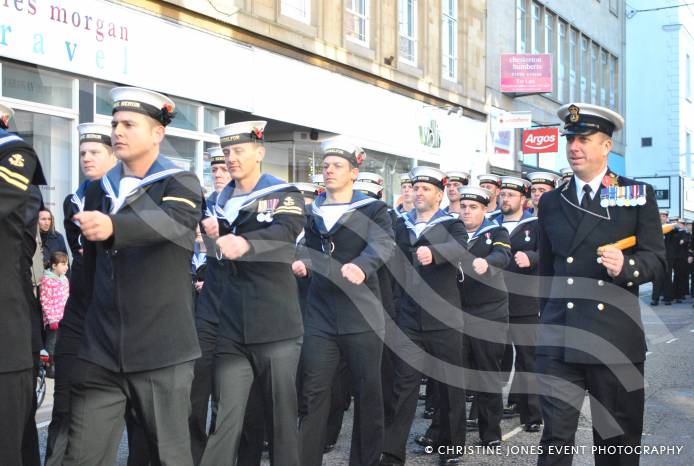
[557,103,624,137]
[409,166,447,190]
[357,172,384,186]
[0,102,15,130]
[77,122,112,146]
[499,176,531,195]
[207,146,225,166]
[292,182,320,198]
[458,186,492,205]
[321,137,366,166]
[110,87,176,126]
[399,173,413,186]
[214,121,267,147]
[560,167,573,180]
[446,171,471,185]
[353,181,383,199]
[526,171,560,187]
[477,173,502,188]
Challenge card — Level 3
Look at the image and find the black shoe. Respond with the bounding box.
[650,300,659,306]
[523,423,542,432]
[423,408,435,419]
[415,435,435,447]
[466,418,478,428]
[380,453,404,466]
[502,404,519,418]
[324,443,335,453]
[439,454,462,465]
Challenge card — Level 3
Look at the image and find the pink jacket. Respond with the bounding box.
[40,271,69,327]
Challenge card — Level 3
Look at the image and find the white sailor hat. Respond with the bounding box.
[0,101,15,130]
[560,167,573,180]
[458,186,493,206]
[500,176,531,195]
[110,87,176,126]
[311,174,325,188]
[206,146,225,166]
[557,103,624,137]
[659,209,669,215]
[214,121,267,147]
[321,137,366,166]
[526,171,560,187]
[399,173,413,185]
[354,181,383,199]
[477,174,502,188]
[357,172,384,186]
[446,171,471,185]
[409,166,447,190]
[292,182,319,198]
[77,122,112,146]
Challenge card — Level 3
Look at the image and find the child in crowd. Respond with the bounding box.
[40,251,70,360]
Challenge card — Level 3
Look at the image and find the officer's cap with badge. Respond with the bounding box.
[526,171,560,188]
[321,137,366,167]
[409,166,447,191]
[110,87,176,126]
[477,174,502,188]
[446,171,471,185]
[0,102,15,130]
[557,103,624,138]
[207,146,225,166]
[458,186,493,206]
[499,176,531,196]
[215,121,267,148]
[77,123,112,147]
[399,173,413,186]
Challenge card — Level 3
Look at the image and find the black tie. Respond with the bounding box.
[581,185,592,210]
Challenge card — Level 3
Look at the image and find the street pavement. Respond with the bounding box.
[37,285,694,464]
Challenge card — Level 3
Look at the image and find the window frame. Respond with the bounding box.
[516,0,527,53]
[398,0,418,65]
[345,0,370,46]
[441,0,458,82]
[280,0,311,24]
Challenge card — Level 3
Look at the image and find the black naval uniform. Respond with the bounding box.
[652,226,677,304]
[496,211,543,428]
[63,157,203,466]
[199,174,305,466]
[383,210,468,464]
[0,129,45,465]
[673,227,690,300]
[298,191,395,466]
[536,170,665,466]
[459,218,512,444]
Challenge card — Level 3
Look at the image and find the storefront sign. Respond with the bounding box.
[500,54,553,94]
[521,127,559,154]
[496,111,532,130]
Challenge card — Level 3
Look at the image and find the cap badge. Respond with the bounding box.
[568,104,580,123]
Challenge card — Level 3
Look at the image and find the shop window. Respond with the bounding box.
[204,107,223,133]
[169,98,198,132]
[2,63,74,109]
[161,135,197,173]
[95,83,115,116]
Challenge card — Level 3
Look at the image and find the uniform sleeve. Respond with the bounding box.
[430,218,468,265]
[610,184,666,288]
[524,223,540,270]
[63,195,83,255]
[239,190,306,255]
[349,202,396,280]
[485,227,512,274]
[109,172,203,249]
[0,148,38,220]
[537,197,554,312]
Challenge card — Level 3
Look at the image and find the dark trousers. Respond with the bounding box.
[0,368,34,466]
[384,328,466,463]
[63,359,195,466]
[652,259,674,302]
[299,332,383,466]
[537,356,644,466]
[189,318,218,465]
[507,314,542,426]
[236,378,267,466]
[326,358,352,446]
[462,317,508,443]
[673,259,688,299]
[200,338,302,466]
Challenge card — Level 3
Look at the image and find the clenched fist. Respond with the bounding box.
[292,260,308,278]
[216,234,250,260]
[74,211,114,242]
[472,257,489,275]
[201,217,220,239]
[416,246,433,266]
[341,263,366,285]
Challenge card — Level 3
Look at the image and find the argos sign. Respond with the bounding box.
[522,128,559,154]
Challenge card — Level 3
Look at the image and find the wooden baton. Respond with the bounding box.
[597,223,677,255]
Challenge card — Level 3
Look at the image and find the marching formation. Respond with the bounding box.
[0,87,666,466]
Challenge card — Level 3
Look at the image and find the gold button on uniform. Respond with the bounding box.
[597,303,605,311]
[567,257,574,264]
[567,302,574,309]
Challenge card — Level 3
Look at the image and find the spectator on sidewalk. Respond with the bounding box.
[38,209,68,268]
[40,251,70,359]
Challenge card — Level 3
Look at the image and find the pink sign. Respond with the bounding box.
[500,54,553,94]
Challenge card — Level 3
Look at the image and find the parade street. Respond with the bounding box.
[35,285,694,465]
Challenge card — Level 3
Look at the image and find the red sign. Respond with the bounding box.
[500,54,553,93]
[522,128,559,154]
